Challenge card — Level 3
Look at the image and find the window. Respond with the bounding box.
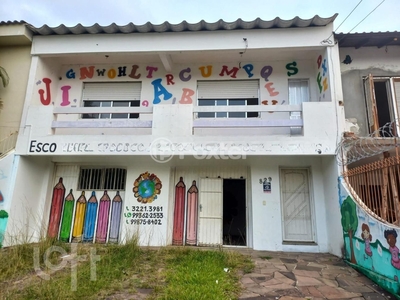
[81,82,141,119]
[197,80,259,118]
[78,168,127,191]
[288,79,309,135]
[364,75,400,136]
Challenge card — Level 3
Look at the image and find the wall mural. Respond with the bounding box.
[172,177,185,245]
[0,209,8,248]
[47,178,66,238]
[171,178,199,246]
[186,180,198,246]
[38,62,300,108]
[339,178,400,295]
[317,54,329,100]
[133,171,162,203]
[46,178,123,243]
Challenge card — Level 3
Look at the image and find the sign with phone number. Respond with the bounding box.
[124,205,163,225]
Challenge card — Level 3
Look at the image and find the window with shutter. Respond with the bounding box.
[81,82,141,119]
[197,80,259,118]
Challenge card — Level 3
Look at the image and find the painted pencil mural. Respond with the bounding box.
[109,191,123,243]
[83,191,98,242]
[59,189,75,242]
[173,177,186,245]
[47,177,66,238]
[96,191,111,243]
[186,181,198,246]
[72,191,87,242]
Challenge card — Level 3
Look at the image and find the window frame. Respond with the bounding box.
[77,167,127,191]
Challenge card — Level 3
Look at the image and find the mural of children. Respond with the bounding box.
[384,229,400,269]
[361,223,373,256]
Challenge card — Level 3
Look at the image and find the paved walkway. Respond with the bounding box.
[235,249,395,300]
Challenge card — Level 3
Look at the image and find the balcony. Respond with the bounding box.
[52,104,304,134]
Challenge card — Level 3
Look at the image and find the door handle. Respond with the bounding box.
[199,204,202,212]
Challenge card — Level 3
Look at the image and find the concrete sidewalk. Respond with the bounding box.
[235,249,395,300]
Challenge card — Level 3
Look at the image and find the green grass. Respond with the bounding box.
[0,239,254,300]
[156,248,253,300]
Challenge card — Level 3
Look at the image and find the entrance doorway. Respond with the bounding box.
[223,179,246,246]
[197,178,247,246]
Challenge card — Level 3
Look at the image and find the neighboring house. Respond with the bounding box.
[336,32,400,295]
[0,21,32,247]
[3,15,345,255]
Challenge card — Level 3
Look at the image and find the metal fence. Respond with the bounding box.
[343,154,400,225]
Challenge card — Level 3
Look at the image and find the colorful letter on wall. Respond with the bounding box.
[219,65,239,78]
[47,178,66,238]
[96,191,111,243]
[59,189,75,242]
[242,64,254,78]
[151,79,173,104]
[83,191,98,242]
[186,180,198,246]
[260,66,273,82]
[38,78,52,106]
[72,191,87,242]
[199,65,213,78]
[108,191,123,243]
[286,61,298,77]
[173,177,186,245]
[80,66,95,80]
[179,88,194,104]
[60,85,71,106]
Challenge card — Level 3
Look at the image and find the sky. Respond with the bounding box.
[0,0,399,33]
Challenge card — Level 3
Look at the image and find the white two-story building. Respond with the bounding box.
[2,15,345,255]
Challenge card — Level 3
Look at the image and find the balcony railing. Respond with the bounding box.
[52,104,303,131]
[193,105,302,128]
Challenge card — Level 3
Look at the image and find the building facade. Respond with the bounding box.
[2,16,344,255]
[0,21,33,247]
[337,32,400,295]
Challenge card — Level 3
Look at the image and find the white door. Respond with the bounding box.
[198,178,223,246]
[281,168,314,242]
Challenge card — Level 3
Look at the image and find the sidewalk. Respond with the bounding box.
[235,249,395,300]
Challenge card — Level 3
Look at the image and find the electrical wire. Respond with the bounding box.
[348,0,386,33]
[335,0,364,33]
[322,0,363,44]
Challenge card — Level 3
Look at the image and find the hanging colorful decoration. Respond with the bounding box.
[72,191,87,242]
[186,180,198,246]
[109,191,123,243]
[133,171,162,203]
[47,178,66,238]
[83,191,98,242]
[173,177,186,245]
[59,189,75,242]
[96,191,111,243]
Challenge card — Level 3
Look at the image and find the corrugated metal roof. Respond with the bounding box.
[0,20,27,25]
[26,14,338,36]
[335,32,400,48]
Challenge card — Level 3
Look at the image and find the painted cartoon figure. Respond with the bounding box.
[361,223,372,256]
[384,229,400,269]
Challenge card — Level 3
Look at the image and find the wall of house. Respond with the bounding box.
[5,156,54,246]
[249,155,332,253]
[28,154,341,253]
[339,46,400,136]
[339,177,400,296]
[0,45,31,139]
[0,151,16,247]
